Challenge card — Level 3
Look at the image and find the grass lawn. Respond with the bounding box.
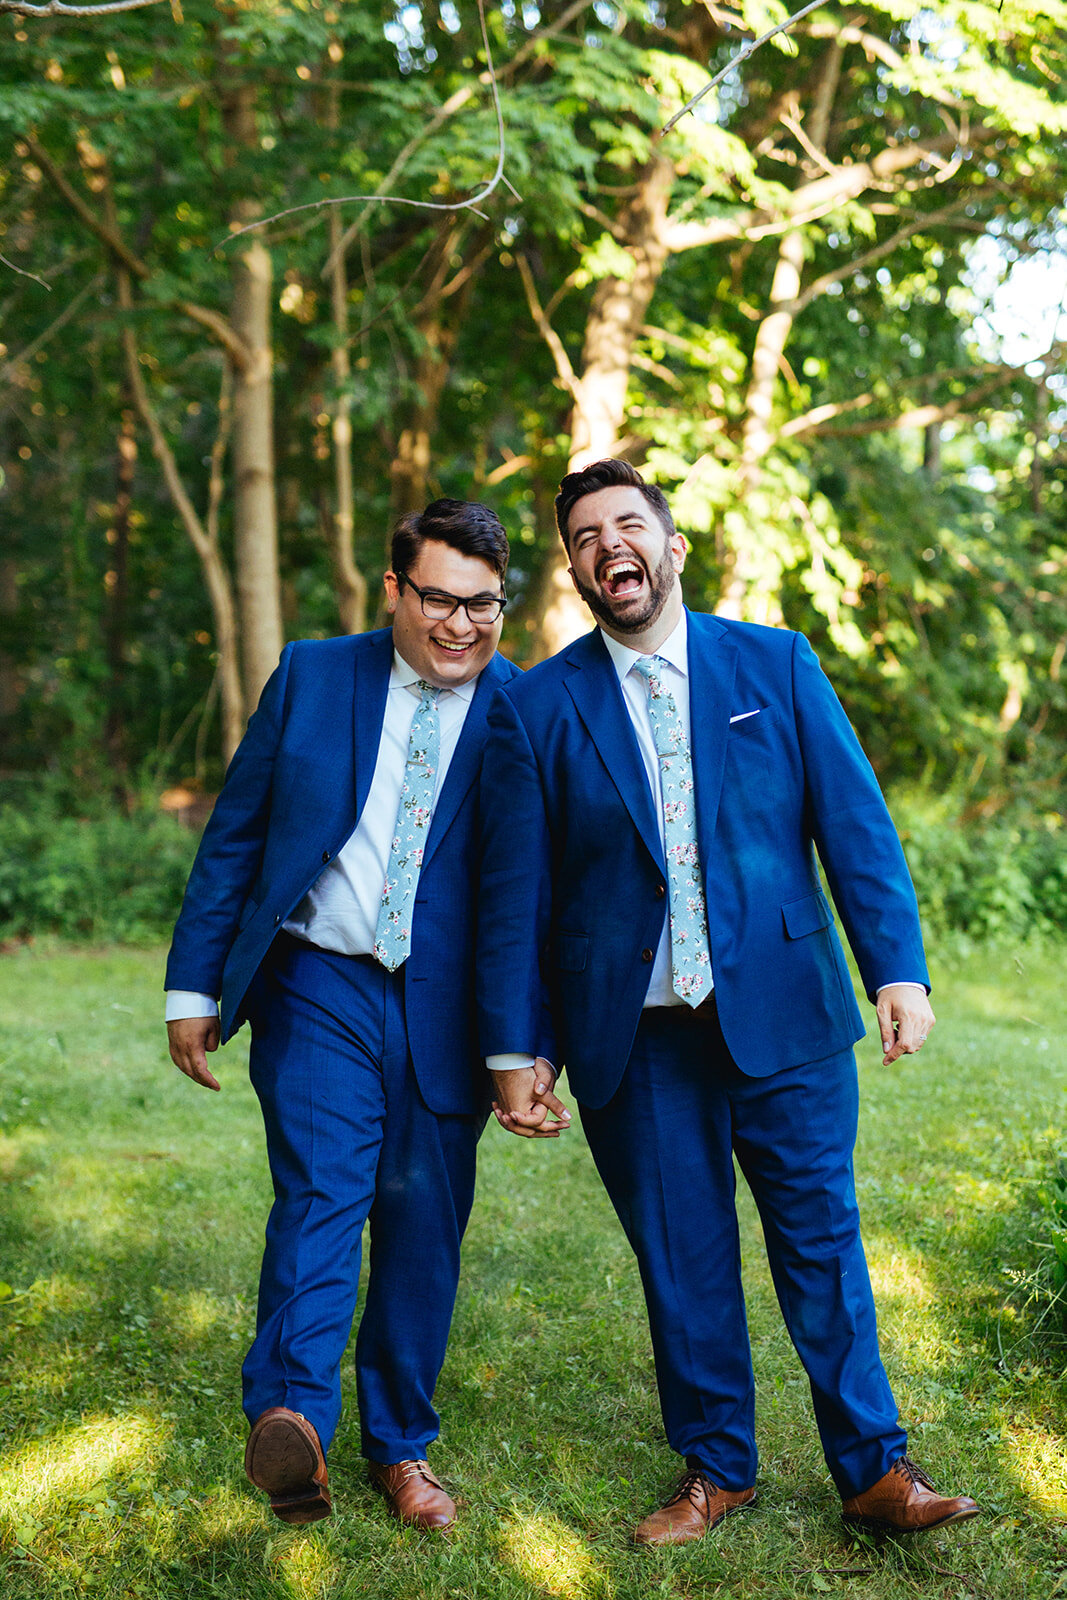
[0,943,1064,1599]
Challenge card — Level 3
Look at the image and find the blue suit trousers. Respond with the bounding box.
[241,934,481,1461]
[579,1004,906,1498]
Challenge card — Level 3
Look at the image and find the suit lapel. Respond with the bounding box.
[422,652,510,868]
[686,609,738,859]
[352,629,393,822]
[565,632,664,873]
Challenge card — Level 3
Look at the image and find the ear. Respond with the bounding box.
[567,565,581,598]
[382,570,401,616]
[670,532,688,574]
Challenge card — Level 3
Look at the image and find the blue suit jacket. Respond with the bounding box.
[166,629,519,1115]
[477,610,929,1109]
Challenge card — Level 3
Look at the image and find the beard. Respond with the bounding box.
[571,537,677,634]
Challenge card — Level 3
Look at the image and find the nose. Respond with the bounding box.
[441,603,475,636]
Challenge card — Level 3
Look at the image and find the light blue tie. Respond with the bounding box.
[633,655,712,1007]
[374,681,441,972]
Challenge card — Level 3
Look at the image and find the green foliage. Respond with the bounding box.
[893,798,1067,941]
[0,789,197,943]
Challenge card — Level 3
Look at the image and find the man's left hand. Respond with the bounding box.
[491,1060,571,1138]
[876,984,935,1065]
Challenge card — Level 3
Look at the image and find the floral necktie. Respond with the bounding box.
[633,655,712,1007]
[374,680,441,971]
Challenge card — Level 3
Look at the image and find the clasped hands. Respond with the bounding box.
[491,1058,571,1139]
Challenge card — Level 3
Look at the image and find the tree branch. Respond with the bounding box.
[1,0,171,14]
[791,191,1000,313]
[20,134,249,367]
[226,0,509,251]
[0,272,105,388]
[516,252,579,399]
[659,0,827,136]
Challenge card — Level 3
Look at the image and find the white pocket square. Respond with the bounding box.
[729,709,761,724]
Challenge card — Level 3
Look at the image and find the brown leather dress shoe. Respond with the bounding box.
[634,1471,756,1547]
[368,1459,457,1530]
[244,1407,332,1525]
[841,1456,979,1533]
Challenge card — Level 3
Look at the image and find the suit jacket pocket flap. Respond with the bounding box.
[556,932,589,972]
[782,892,831,940]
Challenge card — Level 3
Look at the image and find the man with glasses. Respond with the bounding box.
[166,499,553,1529]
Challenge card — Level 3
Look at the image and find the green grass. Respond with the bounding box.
[0,943,1064,1599]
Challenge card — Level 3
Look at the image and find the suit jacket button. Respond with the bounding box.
[273,914,281,925]
[322,850,330,863]
[641,947,654,962]
[655,884,666,899]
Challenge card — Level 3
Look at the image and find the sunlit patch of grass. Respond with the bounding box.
[499,1512,610,1597]
[269,1534,344,1597]
[866,1250,934,1309]
[1000,1421,1067,1513]
[197,1481,269,1540]
[0,1412,163,1521]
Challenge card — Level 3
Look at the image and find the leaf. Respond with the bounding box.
[0,1283,13,1302]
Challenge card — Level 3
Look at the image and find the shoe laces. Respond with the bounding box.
[663,1470,716,1510]
[400,1459,442,1488]
[892,1456,935,1492]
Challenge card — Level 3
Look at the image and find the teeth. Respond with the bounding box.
[602,559,643,584]
[434,640,471,652]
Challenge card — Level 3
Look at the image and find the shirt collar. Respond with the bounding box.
[390,648,478,703]
[599,608,689,684]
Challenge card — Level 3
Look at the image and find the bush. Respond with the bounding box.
[893,803,1067,942]
[0,792,198,943]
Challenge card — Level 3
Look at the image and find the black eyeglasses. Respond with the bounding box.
[397,573,507,624]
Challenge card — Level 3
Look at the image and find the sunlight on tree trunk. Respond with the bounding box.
[327,192,367,635]
[223,84,283,710]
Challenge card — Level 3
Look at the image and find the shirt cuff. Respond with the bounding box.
[165,991,220,1022]
[486,1052,537,1073]
[875,981,927,995]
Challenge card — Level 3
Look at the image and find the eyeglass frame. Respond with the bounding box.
[396,571,507,624]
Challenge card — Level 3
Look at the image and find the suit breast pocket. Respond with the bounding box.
[555,932,589,972]
[728,705,777,739]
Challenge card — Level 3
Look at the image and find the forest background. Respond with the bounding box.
[0,0,1065,946]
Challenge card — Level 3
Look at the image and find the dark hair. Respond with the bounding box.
[391,499,509,580]
[555,459,675,547]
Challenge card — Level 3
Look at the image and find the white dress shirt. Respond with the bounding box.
[165,650,479,1022]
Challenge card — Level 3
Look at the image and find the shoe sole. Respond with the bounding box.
[245,1415,332,1524]
[842,1504,980,1534]
[635,1492,757,1546]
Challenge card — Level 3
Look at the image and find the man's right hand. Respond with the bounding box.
[491,1059,570,1138]
[167,1016,222,1092]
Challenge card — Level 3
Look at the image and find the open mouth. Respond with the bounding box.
[431,637,476,656]
[599,557,646,599]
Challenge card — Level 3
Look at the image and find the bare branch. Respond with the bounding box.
[791,191,1000,312]
[0,0,171,14]
[660,0,827,137]
[516,252,579,399]
[224,0,509,252]
[0,253,51,288]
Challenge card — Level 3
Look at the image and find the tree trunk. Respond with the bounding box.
[0,553,18,728]
[223,83,284,709]
[528,155,676,660]
[103,403,136,782]
[325,84,367,636]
